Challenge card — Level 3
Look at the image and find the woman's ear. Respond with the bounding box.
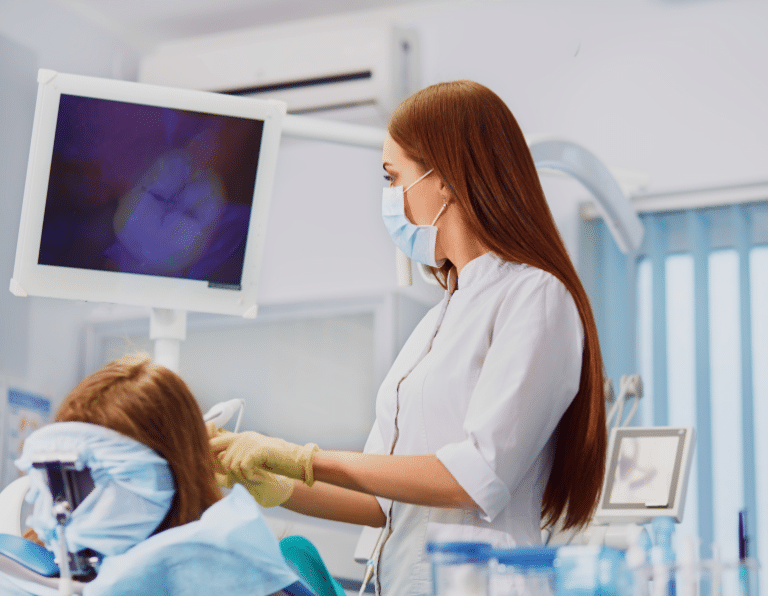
[437,177,453,203]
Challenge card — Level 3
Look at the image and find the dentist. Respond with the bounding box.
[210,80,607,596]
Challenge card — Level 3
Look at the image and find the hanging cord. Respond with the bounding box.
[359,527,388,595]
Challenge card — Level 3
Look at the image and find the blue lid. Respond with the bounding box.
[494,547,558,568]
[426,542,493,563]
[427,542,492,554]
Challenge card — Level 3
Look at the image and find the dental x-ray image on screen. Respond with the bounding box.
[40,95,262,286]
[595,427,695,524]
[11,71,285,317]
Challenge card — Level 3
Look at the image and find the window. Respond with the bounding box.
[582,199,768,578]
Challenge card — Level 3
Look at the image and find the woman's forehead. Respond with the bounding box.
[382,133,410,168]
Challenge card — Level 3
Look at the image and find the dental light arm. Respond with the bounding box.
[528,139,644,255]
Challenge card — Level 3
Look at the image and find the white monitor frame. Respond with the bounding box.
[11,69,286,318]
[595,426,695,524]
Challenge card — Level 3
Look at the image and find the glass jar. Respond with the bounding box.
[491,548,558,596]
[427,541,493,596]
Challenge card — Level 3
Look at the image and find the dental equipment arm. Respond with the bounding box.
[528,139,644,254]
[606,374,643,429]
[204,398,245,432]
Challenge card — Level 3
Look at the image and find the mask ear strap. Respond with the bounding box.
[430,202,449,226]
[404,168,434,192]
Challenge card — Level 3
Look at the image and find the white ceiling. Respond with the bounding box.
[50,0,450,50]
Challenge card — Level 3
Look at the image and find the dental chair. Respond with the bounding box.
[0,423,320,596]
[0,458,106,595]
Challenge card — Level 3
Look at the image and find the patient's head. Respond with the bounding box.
[55,355,222,531]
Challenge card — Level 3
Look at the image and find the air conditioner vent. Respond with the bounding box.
[140,24,419,119]
[220,70,373,96]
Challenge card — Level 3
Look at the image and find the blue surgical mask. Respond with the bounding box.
[382,169,448,267]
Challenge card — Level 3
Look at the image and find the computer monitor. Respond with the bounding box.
[11,69,286,318]
[595,426,695,524]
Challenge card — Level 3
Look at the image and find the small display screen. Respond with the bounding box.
[608,434,680,507]
[38,94,265,289]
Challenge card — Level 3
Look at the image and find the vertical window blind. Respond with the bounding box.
[582,200,768,587]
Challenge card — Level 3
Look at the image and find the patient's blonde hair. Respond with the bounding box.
[55,355,222,532]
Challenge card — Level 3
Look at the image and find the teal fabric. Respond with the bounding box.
[279,536,346,596]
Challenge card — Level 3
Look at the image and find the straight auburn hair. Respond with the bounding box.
[389,80,606,529]
[55,355,222,532]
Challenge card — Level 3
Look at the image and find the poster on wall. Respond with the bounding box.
[0,381,52,489]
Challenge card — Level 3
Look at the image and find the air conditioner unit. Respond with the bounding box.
[139,23,419,118]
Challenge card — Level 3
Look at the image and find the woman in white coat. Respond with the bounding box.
[210,80,607,596]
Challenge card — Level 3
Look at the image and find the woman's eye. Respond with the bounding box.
[383,174,393,183]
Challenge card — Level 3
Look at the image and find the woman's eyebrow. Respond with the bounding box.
[382,162,394,170]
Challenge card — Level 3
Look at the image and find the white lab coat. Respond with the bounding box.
[364,252,584,596]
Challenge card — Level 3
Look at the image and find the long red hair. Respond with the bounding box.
[55,355,222,532]
[389,80,606,529]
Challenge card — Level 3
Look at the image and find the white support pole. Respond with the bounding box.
[149,308,187,373]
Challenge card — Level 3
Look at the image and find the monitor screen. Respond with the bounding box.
[596,426,695,524]
[12,70,285,317]
[607,433,681,508]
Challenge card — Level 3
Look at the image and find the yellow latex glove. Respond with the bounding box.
[209,426,319,486]
[216,468,295,508]
[206,422,295,507]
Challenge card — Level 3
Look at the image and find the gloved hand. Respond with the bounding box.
[207,422,296,507]
[216,468,295,508]
[210,428,319,486]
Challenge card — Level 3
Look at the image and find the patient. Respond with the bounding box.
[11,355,301,596]
[53,354,222,530]
[21,354,219,547]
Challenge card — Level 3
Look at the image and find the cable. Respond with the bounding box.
[359,528,387,596]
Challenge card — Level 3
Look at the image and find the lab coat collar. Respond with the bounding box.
[456,251,505,290]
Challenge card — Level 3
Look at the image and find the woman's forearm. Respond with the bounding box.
[283,479,387,527]
[313,451,480,511]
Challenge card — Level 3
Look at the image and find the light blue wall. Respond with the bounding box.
[0,1,142,400]
[0,36,36,379]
